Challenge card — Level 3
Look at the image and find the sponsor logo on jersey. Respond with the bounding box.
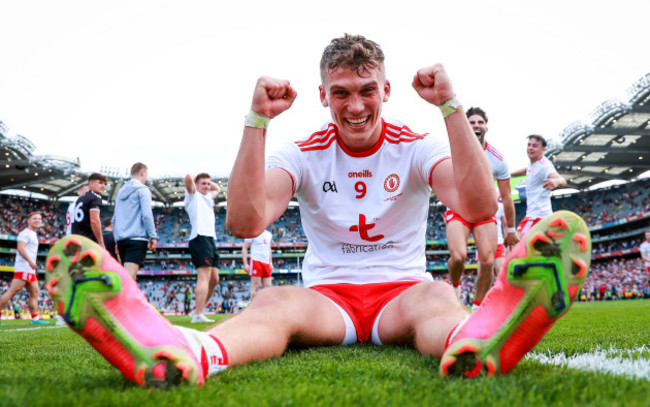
[322,181,338,193]
[349,214,384,242]
[348,169,373,178]
[341,241,395,254]
[384,173,400,193]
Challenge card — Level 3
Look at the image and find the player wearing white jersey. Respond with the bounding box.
[45,35,591,385]
[444,107,518,311]
[242,229,274,300]
[640,230,650,276]
[0,212,49,325]
[511,134,566,235]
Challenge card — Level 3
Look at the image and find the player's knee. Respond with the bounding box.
[448,251,466,265]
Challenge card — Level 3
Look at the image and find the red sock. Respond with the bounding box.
[472,299,481,306]
[31,314,39,320]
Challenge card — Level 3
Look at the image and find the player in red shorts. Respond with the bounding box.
[444,107,518,311]
[511,135,567,235]
[0,212,50,325]
[44,34,591,385]
[242,229,273,300]
[640,230,650,277]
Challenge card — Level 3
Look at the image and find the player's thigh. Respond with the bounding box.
[446,221,470,255]
[377,281,464,345]
[248,286,347,346]
[250,276,261,287]
[26,280,40,296]
[6,278,27,295]
[472,222,497,259]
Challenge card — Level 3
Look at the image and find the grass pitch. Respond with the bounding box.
[1,300,648,407]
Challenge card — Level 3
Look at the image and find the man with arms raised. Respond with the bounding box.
[444,106,518,311]
[184,173,221,323]
[44,34,591,386]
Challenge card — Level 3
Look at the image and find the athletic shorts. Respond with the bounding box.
[310,281,421,345]
[475,241,506,263]
[117,239,148,267]
[444,210,496,229]
[249,260,272,278]
[517,217,542,234]
[646,266,650,276]
[14,272,37,283]
[495,243,506,259]
[189,235,219,268]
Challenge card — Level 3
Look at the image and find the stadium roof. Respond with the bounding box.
[546,73,650,189]
[2,72,649,203]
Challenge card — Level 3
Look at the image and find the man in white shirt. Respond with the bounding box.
[640,230,650,276]
[0,212,49,325]
[511,134,567,235]
[242,230,273,300]
[43,34,591,386]
[184,173,221,323]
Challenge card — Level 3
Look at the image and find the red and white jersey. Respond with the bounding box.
[15,228,38,273]
[245,230,272,264]
[525,157,557,218]
[484,141,510,181]
[641,241,650,267]
[266,118,450,287]
[65,200,75,235]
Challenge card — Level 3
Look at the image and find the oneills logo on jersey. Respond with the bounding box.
[384,174,400,193]
[348,170,373,178]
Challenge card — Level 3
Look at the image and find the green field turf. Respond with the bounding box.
[1,300,649,407]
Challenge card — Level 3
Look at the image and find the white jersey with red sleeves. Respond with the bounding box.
[266,118,450,287]
[641,241,650,267]
[484,141,510,181]
[15,228,38,273]
[244,230,272,264]
[525,157,557,218]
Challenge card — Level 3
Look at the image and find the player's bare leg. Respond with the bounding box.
[206,267,219,306]
[192,266,214,322]
[446,221,471,297]
[472,222,497,307]
[261,277,272,288]
[123,262,139,280]
[208,286,346,366]
[377,281,468,357]
[250,276,262,300]
[0,279,26,310]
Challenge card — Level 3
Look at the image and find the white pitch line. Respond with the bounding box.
[526,345,650,381]
[0,324,68,332]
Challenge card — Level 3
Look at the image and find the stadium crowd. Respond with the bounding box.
[1,176,649,316]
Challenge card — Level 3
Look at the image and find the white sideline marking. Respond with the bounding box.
[0,325,67,332]
[526,345,650,381]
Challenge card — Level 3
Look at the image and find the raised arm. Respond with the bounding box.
[226,76,298,238]
[413,64,496,222]
[184,174,196,194]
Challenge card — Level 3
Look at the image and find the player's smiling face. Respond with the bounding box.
[467,114,487,146]
[320,66,390,152]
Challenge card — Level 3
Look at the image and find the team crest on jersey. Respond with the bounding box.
[384,173,400,193]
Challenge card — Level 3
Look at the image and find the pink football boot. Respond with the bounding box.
[45,235,206,387]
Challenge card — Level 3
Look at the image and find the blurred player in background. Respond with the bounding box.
[242,229,273,301]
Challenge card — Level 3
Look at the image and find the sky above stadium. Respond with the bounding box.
[0,0,648,179]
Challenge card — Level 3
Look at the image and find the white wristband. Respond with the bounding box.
[245,111,270,129]
[439,97,462,119]
[507,227,517,233]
